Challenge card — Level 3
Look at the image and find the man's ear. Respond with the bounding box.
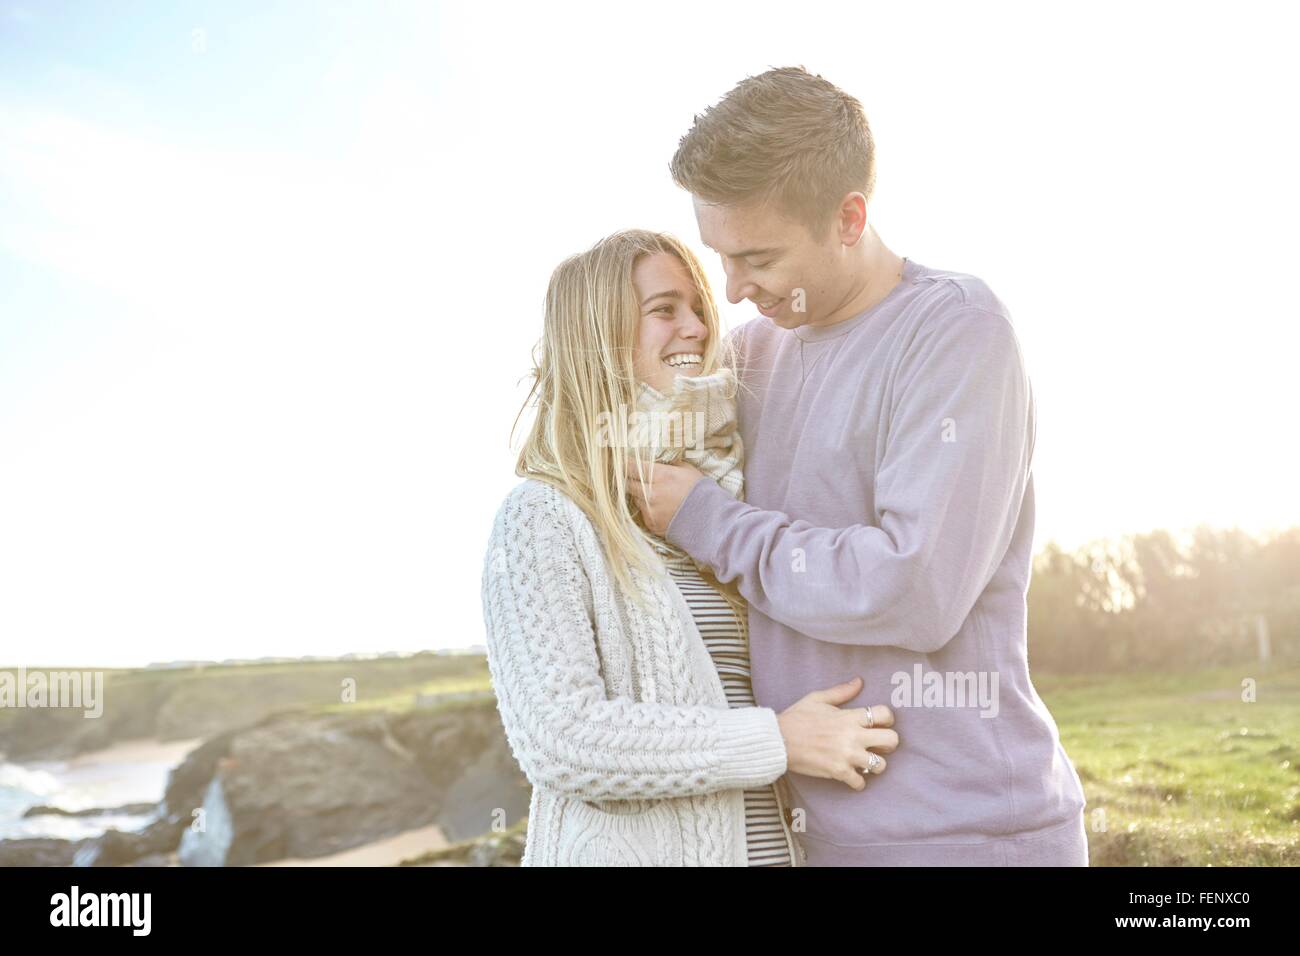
[836,192,869,247]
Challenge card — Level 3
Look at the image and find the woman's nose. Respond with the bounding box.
[679,308,707,339]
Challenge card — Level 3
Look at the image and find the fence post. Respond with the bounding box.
[1256,613,1271,663]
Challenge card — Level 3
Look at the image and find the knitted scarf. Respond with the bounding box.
[624,365,746,619]
[630,366,745,502]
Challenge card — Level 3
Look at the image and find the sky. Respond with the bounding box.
[1,1,1297,667]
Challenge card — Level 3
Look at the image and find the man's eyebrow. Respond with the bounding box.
[706,244,781,259]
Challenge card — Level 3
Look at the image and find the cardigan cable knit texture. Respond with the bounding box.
[482,479,800,865]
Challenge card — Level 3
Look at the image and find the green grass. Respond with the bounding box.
[0,654,494,753]
[398,815,528,867]
[314,673,494,716]
[9,655,1294,866]
[1035,663,1300,866]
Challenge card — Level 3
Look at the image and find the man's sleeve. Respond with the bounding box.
[665,308,1033,652]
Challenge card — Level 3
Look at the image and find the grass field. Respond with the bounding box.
[5,654,1294,866]
[1036,663,1300,866]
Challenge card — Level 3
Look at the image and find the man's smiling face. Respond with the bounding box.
[693,196,842,330]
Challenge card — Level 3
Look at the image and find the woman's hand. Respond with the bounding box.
[776,676,897,791]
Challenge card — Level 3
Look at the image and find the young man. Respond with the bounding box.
[626,66,1088,865]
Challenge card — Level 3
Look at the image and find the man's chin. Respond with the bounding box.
[764,306,823,331]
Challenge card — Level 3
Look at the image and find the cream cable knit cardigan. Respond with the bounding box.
[482,480,801,866]
[481,372,803,866]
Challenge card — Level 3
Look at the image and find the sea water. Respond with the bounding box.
[0,744,193,841]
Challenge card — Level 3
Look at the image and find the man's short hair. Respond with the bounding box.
[670,65,876,237]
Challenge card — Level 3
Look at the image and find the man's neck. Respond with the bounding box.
[809,231,904,329]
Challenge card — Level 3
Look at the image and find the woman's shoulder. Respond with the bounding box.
[484,479,613,605]
[488,478,596,547]
[494,477,579,519]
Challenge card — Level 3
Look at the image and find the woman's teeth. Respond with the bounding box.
[663,353,703,368]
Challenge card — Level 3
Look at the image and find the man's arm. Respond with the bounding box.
[665,308,1033,653]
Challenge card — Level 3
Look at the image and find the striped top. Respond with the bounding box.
[651,536,794,867]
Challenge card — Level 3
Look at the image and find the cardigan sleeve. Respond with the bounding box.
[480,480,788,800]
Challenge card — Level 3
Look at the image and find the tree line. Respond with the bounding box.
[1027,526,1300,672]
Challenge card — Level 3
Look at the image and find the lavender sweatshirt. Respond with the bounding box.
[665,257,1088,865]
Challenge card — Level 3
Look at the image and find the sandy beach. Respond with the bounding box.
[62,737,206,770]
[254,823,453,866]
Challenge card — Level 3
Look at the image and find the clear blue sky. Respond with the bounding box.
[2,1,1297,667]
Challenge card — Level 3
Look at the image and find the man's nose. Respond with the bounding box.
[725,268,754,305]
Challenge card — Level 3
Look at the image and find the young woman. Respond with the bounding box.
[481,229,898,866]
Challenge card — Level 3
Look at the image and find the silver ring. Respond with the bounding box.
[864,706,874,729]
[865,753,881,775]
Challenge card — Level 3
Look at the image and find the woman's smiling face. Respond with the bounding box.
[631,252,709,394]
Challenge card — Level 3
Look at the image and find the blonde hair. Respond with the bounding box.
[670,65,876,236]
[512,229,747,625]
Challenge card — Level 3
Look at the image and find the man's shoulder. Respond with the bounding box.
[910,261,1012,322]
[884,263,1034,395]
[723,315,784,367]
[896,262,1026,364]
[724,316,770,349]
